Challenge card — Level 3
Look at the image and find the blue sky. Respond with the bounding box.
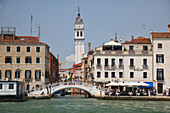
[0,0,170,68]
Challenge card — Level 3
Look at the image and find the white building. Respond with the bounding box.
[74,8,85,64]
[151,24,170,95]
[86,24,170,95]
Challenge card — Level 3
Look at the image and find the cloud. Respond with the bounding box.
[66,54,75,63]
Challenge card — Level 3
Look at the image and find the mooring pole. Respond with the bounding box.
[100,90,102,100]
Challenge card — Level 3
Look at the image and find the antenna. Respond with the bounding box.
[143,24,146,37]
[30,0,33,36]
[78,7,80,17]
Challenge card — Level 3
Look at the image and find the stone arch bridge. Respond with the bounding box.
[29,82,105,98]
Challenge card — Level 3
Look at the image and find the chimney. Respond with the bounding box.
[131,36,134,41]
[119,37,122,43]
[168,24,170,32]
[57,55,59,61]
[82,54,84,59]
[88,42,91,53]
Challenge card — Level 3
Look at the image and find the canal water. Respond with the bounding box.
[0,96,170,113]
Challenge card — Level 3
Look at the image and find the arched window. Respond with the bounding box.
[5,70,11,79]
[15,70,20,78]
[35,70,41,79]
[25,70,31,79]
[80,31,83,37]
[77,31,79,37]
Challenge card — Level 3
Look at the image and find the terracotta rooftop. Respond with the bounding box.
[73,63,82,67]
[59,69,68,71]
[0,35,45,44]
[151,32,170,38]
[124,37,151,44]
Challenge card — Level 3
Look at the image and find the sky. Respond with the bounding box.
[0,0,170,69]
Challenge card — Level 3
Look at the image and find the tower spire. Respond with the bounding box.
[78,7,80,17]
[114,30,118,42]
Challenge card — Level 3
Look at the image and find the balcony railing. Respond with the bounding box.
[104,65,110,69]
[157,77,164,80]
[94,50,152,56]
[129,65,135,69]
[96,64,102,68]
[111,65,116,69]
[35,78,41,81]
[119,65,124,69]
[143,65,148,69]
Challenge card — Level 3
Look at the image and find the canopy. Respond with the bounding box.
[139,82,153,88]
[104,41,122,46]
[106,82,149,87]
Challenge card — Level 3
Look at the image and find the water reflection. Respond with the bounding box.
[0,96,170,113]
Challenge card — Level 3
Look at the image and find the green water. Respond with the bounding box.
[0,96,170,113]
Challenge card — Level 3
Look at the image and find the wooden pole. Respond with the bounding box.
[100,90,102,100]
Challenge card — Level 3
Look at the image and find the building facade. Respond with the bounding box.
[151,24,170,95]
[85,24,170,95]
[74,8,85,64]
[0,27,50,92]
[49,53,59,83]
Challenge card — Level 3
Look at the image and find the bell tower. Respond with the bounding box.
[74,7,85,64]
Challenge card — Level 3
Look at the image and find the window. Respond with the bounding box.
[36,57,40,63]
[5,57,12,64]
[25,57,32,63]
[45,71,49,78]
[157,69,164,80]
[16,57,20,63]
[130,72,134,78]
[111,59,115,66]
[119,72,123,78]
[77,31,79,37]
[105,72,108,78]
[105,58,108,66]
[156,54,164,63]
[130,59,134,67]
[25,70,31,79]
[0,70,1,79]
[143,72,147,78]
[80,31,83,37]
[143,46,148,50]
[27,47,30,52]
[0,84,2,89]
[119,59,123,66]
[129,46,133,50]
[97,72,101,78]
[111,72,115,78]
[36,47,40,52]
[143,59,147,66]
[158,43,162,48]
[7,46,10,52]
[97,58,101,66]
[5,70,11,79]
[158,83,163,93]
[85,60,87,64]
[15,70,20,78]
[17,47,20,52]
[35,70,41,79]
[9,84,14,89]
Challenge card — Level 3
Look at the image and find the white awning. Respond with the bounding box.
[106,82,149,87]
[104,41,122,46]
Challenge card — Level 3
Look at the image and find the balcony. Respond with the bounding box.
[35,78,41,81]
[96,64,102,68]
[24,78,33,82]
[157,77,164,80]
[129,65,135,69]
[104,65,110,69]
[119,65,124,69]
[143,65,148,69]
[111,65,116,69]
[94,51,152,56]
